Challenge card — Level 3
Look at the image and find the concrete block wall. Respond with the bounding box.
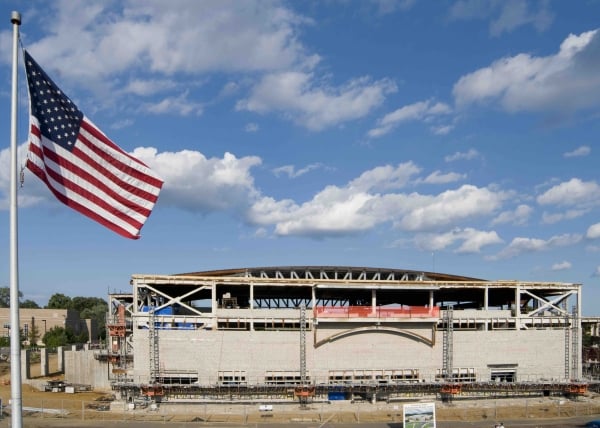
[64,349,111,391]
[453,329,565,381]
[131,323,569,385]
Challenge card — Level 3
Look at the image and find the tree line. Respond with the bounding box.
[0,288,107,348]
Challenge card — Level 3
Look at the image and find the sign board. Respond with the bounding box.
[403,402,436,428]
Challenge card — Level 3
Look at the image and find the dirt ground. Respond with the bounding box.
[0,358,598,426]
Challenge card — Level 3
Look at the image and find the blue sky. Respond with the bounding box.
[0,0,599,314]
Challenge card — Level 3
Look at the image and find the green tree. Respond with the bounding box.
[42,326,75,347]
[46,293,73,309]
[71,296,108,340]
[28,324,40,347]
[0,287,23,308]
[20,299,40,309]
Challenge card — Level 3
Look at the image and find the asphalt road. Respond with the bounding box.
[4,415,598,428]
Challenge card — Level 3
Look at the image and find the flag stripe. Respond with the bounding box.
[79,120,164,190]
[32,132,150,225]
[26,159,143,239]
[28,130,149,238]
[24,49,163,239]
[31,121,157,219]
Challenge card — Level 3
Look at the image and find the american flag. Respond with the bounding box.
[24,50,163,239]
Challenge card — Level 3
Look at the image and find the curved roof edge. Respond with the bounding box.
[174,266,486,282]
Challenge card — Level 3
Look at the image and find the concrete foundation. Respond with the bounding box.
[64,349,111,390]
[20,349,30,381]
[40,348,48,377]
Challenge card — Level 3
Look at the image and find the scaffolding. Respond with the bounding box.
[443,305,454,381]
[565,311,570,380]
[572,305,579,380]
[296,304,312,408]
[149,309,160,384]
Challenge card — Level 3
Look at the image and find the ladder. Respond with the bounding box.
[564,311,570,380]
[149,309,160,383]
[299,304,308,408]
[443,305,454,381]
[571,305,579,380]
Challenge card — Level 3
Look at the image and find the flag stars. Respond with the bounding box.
[25,52,83,151]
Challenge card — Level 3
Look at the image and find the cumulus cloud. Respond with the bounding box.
[541,209,588,224]
[491,204,533,226]
[0,143,48,210]
[247,163,508,237]
[133,147,262,213]
[551,261,572,271]
[445,149,480,162]
[398,185,509,231]
[367,99,451,138]
[564,145,591,158]
[537,178,600,207]
[237,72,397,131]
[453,29,600,116]
[17,1,317,80]
[490,233,582,260]
[124,79,178,96]
[414,228,503,253]
[418,171,466,185]
[142,91,204,116]
[273,163,326,179]
[245,123,259,133]
[2,1,320,117]
[588,223,600,239]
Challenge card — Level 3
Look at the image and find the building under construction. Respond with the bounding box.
[100,266,588,402]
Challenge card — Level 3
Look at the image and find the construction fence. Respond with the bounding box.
[8,396,600,424]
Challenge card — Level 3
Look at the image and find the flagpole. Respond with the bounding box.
[9,10,23,428]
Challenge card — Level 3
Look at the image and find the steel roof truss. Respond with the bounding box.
[522,289,574,317]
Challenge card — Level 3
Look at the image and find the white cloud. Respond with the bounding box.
[247,162,507,237]
[367,99,451,138]
[593,266,600,277]
[415,228,503,253]
[453,29,600,115]
[445,149,480,162]
[431,124,454,135]
[551,261,572,271]
[134,148,262,213]
[563,145,591,158]
[21,1,318,81]
[0,143,48,210]
[109,119,134,130]
[5,1,321,118]
[398,185,509,231]
[273,163,325,178]
[350,162,421,192]
[491,233,582,260]
[238,72,396,131]
[587,223,600,239]
[541,209,588,224]
[124,79,178,96]
[419,171,465,185]
[449,0,554,36]
[142,91,204,116]
[537,178,600,207]
[245,123,259,133]
[491,204,532,226]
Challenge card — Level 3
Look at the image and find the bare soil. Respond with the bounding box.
[0,358,598,426]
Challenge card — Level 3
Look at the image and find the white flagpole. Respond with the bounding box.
[9,10,22,428]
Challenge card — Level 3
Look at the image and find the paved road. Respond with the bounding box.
[4,415,598,428]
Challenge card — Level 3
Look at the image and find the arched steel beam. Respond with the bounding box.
[314,325,435,348]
